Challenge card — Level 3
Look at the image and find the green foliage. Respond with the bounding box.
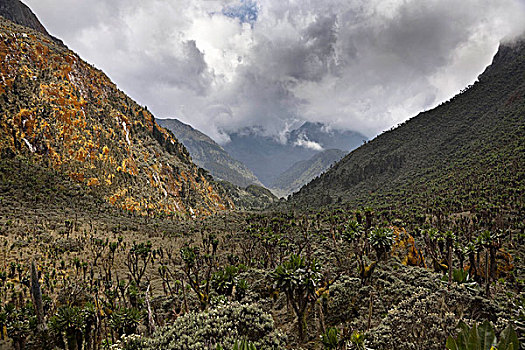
[321,327,342,349]
[446,321,519,350]
[442,269,475,285]
[4,302,36,342]
[272,254,321,299]
[212,265,239,296]
[216,339,258,350]
[212,264,248,301]
[233,340,257,350]
[49,304,91,349]
[130,241,152,260]
[368,227,394,260]
[272,254,322,341]
[110,334,143,350]
[342,220,363,243]
[180,245,199,268]
[109,307,143,337]
[363,261,507,350]
[49,305,83,335]
[349,330,367,350]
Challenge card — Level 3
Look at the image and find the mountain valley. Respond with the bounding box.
[0,1,523,350]
[223,122,366,187]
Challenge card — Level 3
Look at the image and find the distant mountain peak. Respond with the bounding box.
[287,121,366,151]
[224,122,366,186]
[297,121,325,129]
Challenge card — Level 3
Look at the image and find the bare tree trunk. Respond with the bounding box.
[318,302,326,334]
[447,244,453,285]
[181,279,189,313]
[485,249,490,297]
[145,284,156,335]
[31,261,45,330]
[367,292,374,331]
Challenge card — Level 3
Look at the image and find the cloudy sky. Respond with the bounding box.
[25,0,525,143]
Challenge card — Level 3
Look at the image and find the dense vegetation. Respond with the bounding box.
[0,156,523,349]
[0,1,523,350]
[0,190,522,349]
[289,40,525,223]
[0,17,232,217]
[218,181,279,211]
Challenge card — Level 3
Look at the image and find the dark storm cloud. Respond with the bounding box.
[254,14,340,82]
[23,0,525,141]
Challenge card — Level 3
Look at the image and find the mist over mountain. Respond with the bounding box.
[223,122,366,186]
[158,119,362,198]
[23,0,525,143]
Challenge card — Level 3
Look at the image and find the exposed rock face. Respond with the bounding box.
[0,0,51,37]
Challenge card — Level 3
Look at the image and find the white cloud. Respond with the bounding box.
[294,135,324,151]
[24,0,525,140]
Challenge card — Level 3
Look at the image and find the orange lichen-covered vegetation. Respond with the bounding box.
[0,19,232,216]
[391,227,426,267]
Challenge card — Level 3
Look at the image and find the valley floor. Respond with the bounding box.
[0,179,522,349]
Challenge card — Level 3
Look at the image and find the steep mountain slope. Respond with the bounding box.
[271,149,346,197]
[0,0,52,38]
[0,17,232,217]
[289,40,525,217]
[223,122,366,186]
[157,118,262,187]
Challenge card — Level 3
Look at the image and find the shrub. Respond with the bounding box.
[138,302,286,350]
[368,227,394,260]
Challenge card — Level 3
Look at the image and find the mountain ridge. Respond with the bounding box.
[157,118,262,188]
[0,16,233,217]
[223,122,366,186]
[271,148,346,197]
[287,39,525,217]
[0,0,60,42]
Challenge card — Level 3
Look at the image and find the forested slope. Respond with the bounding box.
[289,40,525,221]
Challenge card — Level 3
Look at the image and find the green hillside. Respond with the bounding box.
[271,148,346,197]
[289,40,525,220]
[157,118,262,188]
